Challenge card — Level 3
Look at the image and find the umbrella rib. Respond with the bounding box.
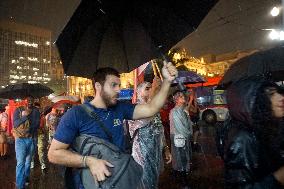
[120,28,130,71]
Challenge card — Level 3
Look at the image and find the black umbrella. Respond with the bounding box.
[219,46,284,87]
[0,83,54,99]
[56,0,218,78]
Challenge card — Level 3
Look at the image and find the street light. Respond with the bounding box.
[269,29,279,40]
[280,31,284,40]
[271,7,280,17]
[268,5,284,41]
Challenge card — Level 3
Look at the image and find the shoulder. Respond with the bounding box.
[225,129,258,165]
[61,105,84,120]
[116,101,134,108]
[16,106,24,111]
[114,102,135,112]
[33,107,40,113]
[14,107,23,114]
[229,129,256,148]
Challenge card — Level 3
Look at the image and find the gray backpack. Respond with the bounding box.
[73,134,143,189]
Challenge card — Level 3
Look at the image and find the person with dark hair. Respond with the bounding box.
[224,76,284,188]
[30,103,50,170]
[48,64,177,189]
[13,96,40,189]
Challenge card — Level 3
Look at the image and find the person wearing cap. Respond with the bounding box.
[224,76,284,188]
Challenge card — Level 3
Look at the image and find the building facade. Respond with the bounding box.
[0,20,51,87]
[67,76,94,99]
[48,45,66,94]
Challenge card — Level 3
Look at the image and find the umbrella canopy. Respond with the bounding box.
[52,100,80,109]
[219,46,284,87]
[50,95,80,103]
[172,71,206,85]
[0,83,54,99]
[56,0,218,78]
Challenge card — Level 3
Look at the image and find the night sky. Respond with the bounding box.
[0,0,80,42]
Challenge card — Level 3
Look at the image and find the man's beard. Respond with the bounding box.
[101,90,118,107]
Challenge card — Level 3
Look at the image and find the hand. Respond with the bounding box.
[274,166,284,185]
[164,148,172,164]
[22,109,31,117]
[86,156,114,182]
[161,61,178,82]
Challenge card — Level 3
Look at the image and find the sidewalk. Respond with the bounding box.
[0,124,224,189]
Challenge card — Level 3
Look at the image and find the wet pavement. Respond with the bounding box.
[0,123,224,189]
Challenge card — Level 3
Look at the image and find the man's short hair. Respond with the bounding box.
[34,102,40,107]
[92,67,120,88]
[25,95,34,99]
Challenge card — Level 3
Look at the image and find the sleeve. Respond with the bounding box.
[121,102,136,120]
[53,108,79,144]
[13,108,28,128]
[225,133,282,189]
[172,110,185,133]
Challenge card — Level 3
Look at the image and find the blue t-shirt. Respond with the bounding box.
[54,101,135,150]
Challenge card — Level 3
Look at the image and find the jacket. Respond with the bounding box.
[224,76,284,189]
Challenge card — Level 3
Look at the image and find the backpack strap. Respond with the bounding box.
[80,104,113,143]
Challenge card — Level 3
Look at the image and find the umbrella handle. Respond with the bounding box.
[151,61,158,77]
[155,62,163,81]
[151,60,163,81]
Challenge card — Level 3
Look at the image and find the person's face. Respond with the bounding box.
[52,108,58,114]
[176,93,186,106]
[269,88,284,118]
[101,75,121,107]
[140,83,152,102]
[26,97,34,108]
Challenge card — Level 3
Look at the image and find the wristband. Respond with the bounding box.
[82,156,87,168]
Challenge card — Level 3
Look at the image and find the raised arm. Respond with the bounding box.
[133,62,177,120]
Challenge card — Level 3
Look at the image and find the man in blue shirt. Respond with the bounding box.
[48,62,177,184]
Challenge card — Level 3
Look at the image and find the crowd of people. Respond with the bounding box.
[0,61,284,189]
[0,97,68,189]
